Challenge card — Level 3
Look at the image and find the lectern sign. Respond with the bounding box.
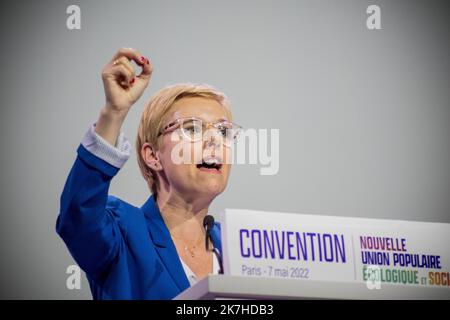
[220,209,450,288]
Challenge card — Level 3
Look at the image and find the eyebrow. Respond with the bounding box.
[171,117,229,123]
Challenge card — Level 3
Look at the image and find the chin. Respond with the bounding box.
[197,181,226,197]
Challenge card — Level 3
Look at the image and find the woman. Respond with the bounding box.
[56,48,241,299]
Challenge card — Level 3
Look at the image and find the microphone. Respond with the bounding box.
[203,215,224,274]
[203,215,215,251]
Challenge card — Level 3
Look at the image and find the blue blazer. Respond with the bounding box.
[56,144,222,300]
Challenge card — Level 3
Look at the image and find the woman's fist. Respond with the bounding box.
[95,48,153,146]
[101,47,153,114]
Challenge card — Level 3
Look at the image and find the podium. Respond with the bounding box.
[174,275,450,300]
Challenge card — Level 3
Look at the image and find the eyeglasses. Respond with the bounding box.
[157,117,243,146]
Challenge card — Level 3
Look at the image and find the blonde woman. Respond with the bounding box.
[56,48,241,299]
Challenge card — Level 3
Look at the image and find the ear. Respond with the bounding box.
[141,142,163,172]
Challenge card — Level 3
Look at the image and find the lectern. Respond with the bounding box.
[174,275,450,300]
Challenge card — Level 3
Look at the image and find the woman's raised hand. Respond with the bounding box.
[102,47,153,113]
[95,48,153,146]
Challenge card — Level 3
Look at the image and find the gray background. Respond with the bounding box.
[0,0,448,299]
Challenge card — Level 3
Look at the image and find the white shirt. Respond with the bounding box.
[82,124,220,286]
[180,250,221,286]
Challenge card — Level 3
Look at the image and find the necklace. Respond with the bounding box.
[170,233,212,258]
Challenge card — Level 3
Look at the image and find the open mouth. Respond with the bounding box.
[196,158,222,173]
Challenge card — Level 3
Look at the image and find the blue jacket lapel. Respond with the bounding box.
[210,222,222,257]
[141,195,224,292]
[141,195,190,292]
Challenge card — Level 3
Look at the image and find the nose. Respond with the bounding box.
[203,128,223,149]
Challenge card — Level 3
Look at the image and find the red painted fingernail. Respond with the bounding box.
[140,56,146,64]
[130,77,135,85]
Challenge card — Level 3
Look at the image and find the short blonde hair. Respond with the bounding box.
[136,83,232,194]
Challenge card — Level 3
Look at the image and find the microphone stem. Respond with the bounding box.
[205,230,210,251]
